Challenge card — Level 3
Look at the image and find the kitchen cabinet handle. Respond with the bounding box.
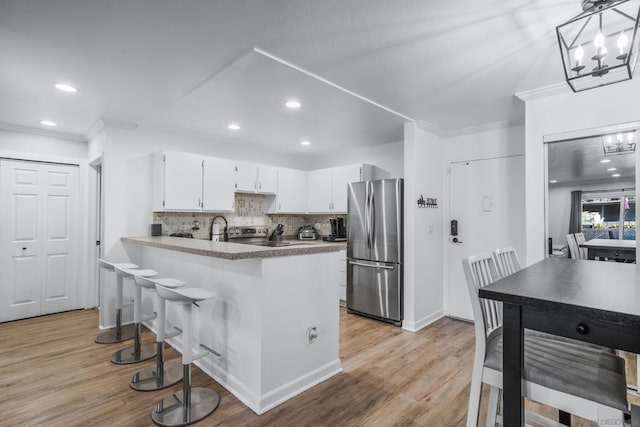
[279,202,281,210]
[259,182,262,190]
[254,181,257,190]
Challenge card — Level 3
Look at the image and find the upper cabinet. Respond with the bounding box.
[275,168,307,213]
[203,157,236,212]
[153,152,235,212]
[307,164,371,214]
[235,163,277,194]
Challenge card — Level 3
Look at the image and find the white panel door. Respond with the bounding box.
[203,157,235,212]
[0,159,79,322]
[448,156,525,321]
[331,165,362,213]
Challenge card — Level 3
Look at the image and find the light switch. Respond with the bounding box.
[482,196,492,212]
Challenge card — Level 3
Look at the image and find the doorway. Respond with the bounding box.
[0,158,81,322]
[447,155,525,321]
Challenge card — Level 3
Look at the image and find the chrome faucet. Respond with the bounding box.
[210,216,228,241]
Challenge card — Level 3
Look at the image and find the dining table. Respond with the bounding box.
[479,257,640,426]
[579,238,636,262]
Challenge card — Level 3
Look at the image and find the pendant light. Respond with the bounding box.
[557,0,640,92]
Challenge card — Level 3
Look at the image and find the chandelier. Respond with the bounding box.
[602,131,636,155]
[557,0,640,92]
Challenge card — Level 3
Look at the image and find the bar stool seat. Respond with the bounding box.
[152,285,219,427]
[110,267,158,365]
[130,276,186,392]
[95,260,139,344]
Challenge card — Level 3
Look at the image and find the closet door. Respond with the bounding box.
[0,159,79,322]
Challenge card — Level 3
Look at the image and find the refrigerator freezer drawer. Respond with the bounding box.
[346,259,403,325]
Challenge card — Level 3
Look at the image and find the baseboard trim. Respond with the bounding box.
[401,309,444,332]
[142,319,342,415]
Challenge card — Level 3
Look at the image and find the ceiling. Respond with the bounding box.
[0,0,584,156]
[548,134,637,187]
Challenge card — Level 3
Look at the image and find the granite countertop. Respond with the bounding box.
[121,236,347,260]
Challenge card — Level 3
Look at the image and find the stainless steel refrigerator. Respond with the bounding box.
[347,178,403,326]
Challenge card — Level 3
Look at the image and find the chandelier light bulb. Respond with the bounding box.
[617,133,624,143]
[594,31,605,48]
[606,135,613,146]
[574,45,585,65]
[617,31,629,55]
[628,133,634,142]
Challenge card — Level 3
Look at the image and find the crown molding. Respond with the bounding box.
[83,117,139,141]
[0,121,86,142]
[444,119,524,138]
[514,82,570,102]
[415,120,446,137]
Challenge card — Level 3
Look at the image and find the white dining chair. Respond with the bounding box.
[574,232,588,259]
[491,246,521,279]
[463,252,627,427]
[566,233,582,259]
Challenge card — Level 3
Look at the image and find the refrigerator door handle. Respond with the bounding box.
[370,185,376,247]
[365,185,371,249]
[348,260,395,270]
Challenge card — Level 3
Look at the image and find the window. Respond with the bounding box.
[581,192,636,240]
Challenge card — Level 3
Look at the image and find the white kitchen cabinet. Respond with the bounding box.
[234,163,277,194]
[157,152,203,211]
[203,157,236,211]
[331,165,364,212]
[275,168,307,213]
[307,164,370,214]
[338,249,347,305]
[306,168,333,213]
[153,152,235,212]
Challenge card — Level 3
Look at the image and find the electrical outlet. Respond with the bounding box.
[307,326,318,344]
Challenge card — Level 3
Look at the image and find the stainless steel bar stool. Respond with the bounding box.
[152,285,220,427]
[95,259,138,344]
[110,266,159,365]
[130,277,186,391]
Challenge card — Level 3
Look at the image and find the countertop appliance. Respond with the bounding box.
[347,178,403,326]
[328,217,347,242]
[297,225,317,240]
[227,225,293,247]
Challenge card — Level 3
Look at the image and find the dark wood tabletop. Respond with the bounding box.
[479,257,640,426]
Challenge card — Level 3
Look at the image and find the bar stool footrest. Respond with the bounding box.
[110,342,157,365]
[151,387,220,427]
[130,363,183,392]
[164,327,182,340]
[95,323,136,344]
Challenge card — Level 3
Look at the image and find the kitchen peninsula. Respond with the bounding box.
[121,236,345,414]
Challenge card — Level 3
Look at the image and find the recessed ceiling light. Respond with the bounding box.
[300,140,310,146]
[285,100,301,109]
[228,123,240,130]
[40,120,57,127]
[600,159,611,163]
[549,180,558,184]
[54,83,77,93]
[607,167,617,171]
[612,173,621,177]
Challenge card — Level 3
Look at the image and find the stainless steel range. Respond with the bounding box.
[227,226,296,247]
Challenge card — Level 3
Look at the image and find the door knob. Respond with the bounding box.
[452,237,462,244]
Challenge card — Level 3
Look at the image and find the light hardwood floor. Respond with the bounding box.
[0,308,633,426]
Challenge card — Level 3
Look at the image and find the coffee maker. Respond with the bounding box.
[328,217,347,241]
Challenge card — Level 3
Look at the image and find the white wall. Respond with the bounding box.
[93,125,311,327]
[548,180,635,247]
[309,140,404,179]
[0,129,95,310]
[524,79,640,265]
[402,122,444,331]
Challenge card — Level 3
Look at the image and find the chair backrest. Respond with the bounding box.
[492,246,521,278]
[574,232,588,259]
[462,253,502,344]
[566,234,580,259]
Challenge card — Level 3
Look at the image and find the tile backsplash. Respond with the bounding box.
[153,193,346,240]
